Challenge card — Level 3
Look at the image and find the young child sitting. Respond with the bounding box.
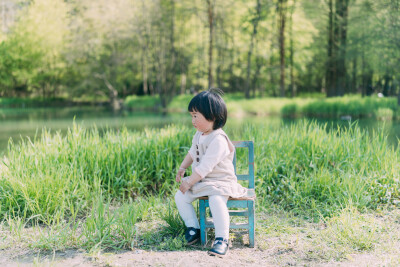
[175,88,247,257]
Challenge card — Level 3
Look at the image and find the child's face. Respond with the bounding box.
[190,111,214,134]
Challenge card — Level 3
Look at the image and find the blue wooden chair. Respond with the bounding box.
[198,141,256,248]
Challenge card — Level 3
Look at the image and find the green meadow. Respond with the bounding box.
[0,120,399,264]
[125,94,400,121]
[2,94,399,120]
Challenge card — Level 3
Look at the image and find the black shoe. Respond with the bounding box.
[208,237,229,257]
[184,227,200,245]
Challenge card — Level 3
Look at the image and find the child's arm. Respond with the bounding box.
[176,152,202,193]
[179,170,202,193]
[176,152,193,182]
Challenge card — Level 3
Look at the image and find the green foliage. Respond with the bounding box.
[31,220,81,251]
[374,108,394,120]
[282,96,399,119]
[0,97,68,108]
[1,121,399,224]
[2,0,399,100]
[281,103,298,117]
[395,109,400,120]
[242,120,400,218]
[0,0,69,97]
[0,123,191,223]
[322,205,382,252]
[124,95,161,110]
[82,196,119,251]
[168,94,194,112]
[161,203,186,237]
[82,194,159,251]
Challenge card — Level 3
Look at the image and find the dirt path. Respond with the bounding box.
[2,209,399,266]
[0,245,390,267]
[1,248,301,267]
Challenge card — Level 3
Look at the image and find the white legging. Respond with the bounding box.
[175,190,230,239]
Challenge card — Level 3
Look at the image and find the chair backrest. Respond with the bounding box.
[232,141,254,189]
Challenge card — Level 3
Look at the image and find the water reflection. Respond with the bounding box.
[0,107,399,155]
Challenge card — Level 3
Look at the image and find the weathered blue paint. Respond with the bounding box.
[199,141,256,248]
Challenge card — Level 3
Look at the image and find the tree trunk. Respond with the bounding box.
[141,50,148,95]
[289,0,296,98]
[351,55,357,94]
[361,43,366,97]
[180,73,186,94]
[245,0,261,99]
[216,19,225,89]
[228,34,234,91]
[398,90,400,106]
[336,0,349,96]
[140,1,149,95]
[365,71,373,96]
[207,0,215,89]
[95,73,121,111]
[156,0,176,110]
[270,55,277,96]
[168,0,176,98]
[382,75,390,96]
[326,0,337,97]
[252,56,262,97]
[277,0,287,97]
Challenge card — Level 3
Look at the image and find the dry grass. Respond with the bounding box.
[1,205,399,266]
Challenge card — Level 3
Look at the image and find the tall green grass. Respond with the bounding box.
[0,97,68,108]
[284,96,399,120]
[123,94,399,120]
[236,121,400,217]
[124,95,161,110]
[0,121,399,224]
[0,123,191,223]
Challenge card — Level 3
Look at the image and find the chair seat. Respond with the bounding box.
[198,189,256,200]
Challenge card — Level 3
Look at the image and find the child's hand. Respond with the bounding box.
[176,167,186,182]
[179,180,191,193]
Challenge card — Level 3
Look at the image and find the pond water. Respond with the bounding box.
[0,107,399,155]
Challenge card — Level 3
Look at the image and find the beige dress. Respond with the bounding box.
[183,129,248,198]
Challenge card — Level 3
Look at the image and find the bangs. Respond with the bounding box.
[187,89,227,130]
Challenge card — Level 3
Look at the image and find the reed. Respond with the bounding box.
[0,123,191,223]
[0,121,398,224]
[124,95,161,110]
[233,120,400,218]
[124,94,399,120]
[284,96,399,119]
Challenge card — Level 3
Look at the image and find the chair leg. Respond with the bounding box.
[199,199,207,246]
[248,200,255,248]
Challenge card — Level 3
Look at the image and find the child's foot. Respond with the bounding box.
[184,227,200,245]
[207,237,229,257]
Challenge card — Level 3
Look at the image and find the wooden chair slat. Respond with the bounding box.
[199,140,256,248]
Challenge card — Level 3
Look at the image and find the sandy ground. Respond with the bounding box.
[2,210,399,266]
[1,245,395,267]
[1,248,311,267]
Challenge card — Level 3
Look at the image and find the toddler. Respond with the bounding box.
[175,88,247,257]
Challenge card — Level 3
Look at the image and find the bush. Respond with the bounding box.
[300,96,398,119]
[281,103,298,117]
[374,108,394,120]
[124,95,160,110]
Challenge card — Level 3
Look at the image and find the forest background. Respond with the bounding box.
[1,1,400,265]
[1,0,400,111]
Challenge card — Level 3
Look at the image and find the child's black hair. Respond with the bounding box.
[188,88,227,130]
